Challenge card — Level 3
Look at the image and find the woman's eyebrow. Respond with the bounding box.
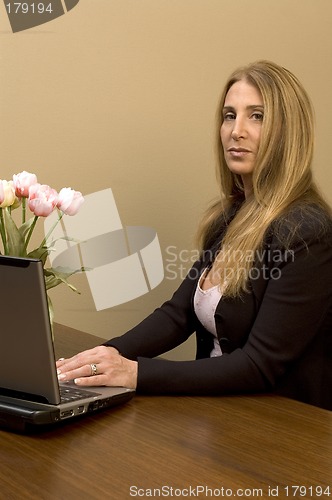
[247,105,264,110]
[223,105,264,111]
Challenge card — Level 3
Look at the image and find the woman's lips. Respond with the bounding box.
[227,147,251,158]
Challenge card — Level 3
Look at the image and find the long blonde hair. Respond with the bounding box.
[197,60,331,298]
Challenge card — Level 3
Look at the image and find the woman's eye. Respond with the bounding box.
[252,113,264,121]
[224,113,236,120]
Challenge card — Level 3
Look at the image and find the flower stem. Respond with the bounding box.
[0,208,9,254]
[23,215,39,254]
[22,198,26,224]
[40,209,64,248]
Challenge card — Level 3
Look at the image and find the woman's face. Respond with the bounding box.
[220,79,264,195]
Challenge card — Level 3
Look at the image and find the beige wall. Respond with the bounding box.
[1,0,331,360]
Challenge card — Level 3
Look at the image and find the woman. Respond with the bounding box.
[57,60,332,410]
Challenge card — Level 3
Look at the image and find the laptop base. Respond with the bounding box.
[0,390,134,433]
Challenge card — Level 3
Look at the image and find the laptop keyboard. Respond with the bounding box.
[60,385,100,403]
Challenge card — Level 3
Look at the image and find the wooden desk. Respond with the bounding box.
[0,324,331,499]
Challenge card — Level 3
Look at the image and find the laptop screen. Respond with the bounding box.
[0,256,60,404]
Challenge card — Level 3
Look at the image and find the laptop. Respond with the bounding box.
[0,255,135,432]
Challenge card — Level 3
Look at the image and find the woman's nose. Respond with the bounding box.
[231,119,246,140]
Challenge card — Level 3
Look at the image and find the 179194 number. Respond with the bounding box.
[284,485,331,497]
[5,3,53,14]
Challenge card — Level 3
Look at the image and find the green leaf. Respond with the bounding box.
[44,266,86,293]
[3,208,25,256]
[18,217,36,240]
[27,245,50,265]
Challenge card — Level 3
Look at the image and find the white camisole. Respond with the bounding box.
[193,269,223,357]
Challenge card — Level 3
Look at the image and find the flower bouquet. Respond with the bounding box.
[0,171,85,327]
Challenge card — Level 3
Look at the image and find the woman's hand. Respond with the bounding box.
[56,346,138,389]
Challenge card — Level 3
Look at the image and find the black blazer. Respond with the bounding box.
[106,205,332,410]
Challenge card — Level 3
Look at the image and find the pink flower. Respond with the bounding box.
[0,180,16,208]
[13,171,38,198]
[57,187,84,216]
[28,183,58,217]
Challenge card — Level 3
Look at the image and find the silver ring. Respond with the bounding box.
[90,363,98,376]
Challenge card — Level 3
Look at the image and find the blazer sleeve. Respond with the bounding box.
[104,259,203,359]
